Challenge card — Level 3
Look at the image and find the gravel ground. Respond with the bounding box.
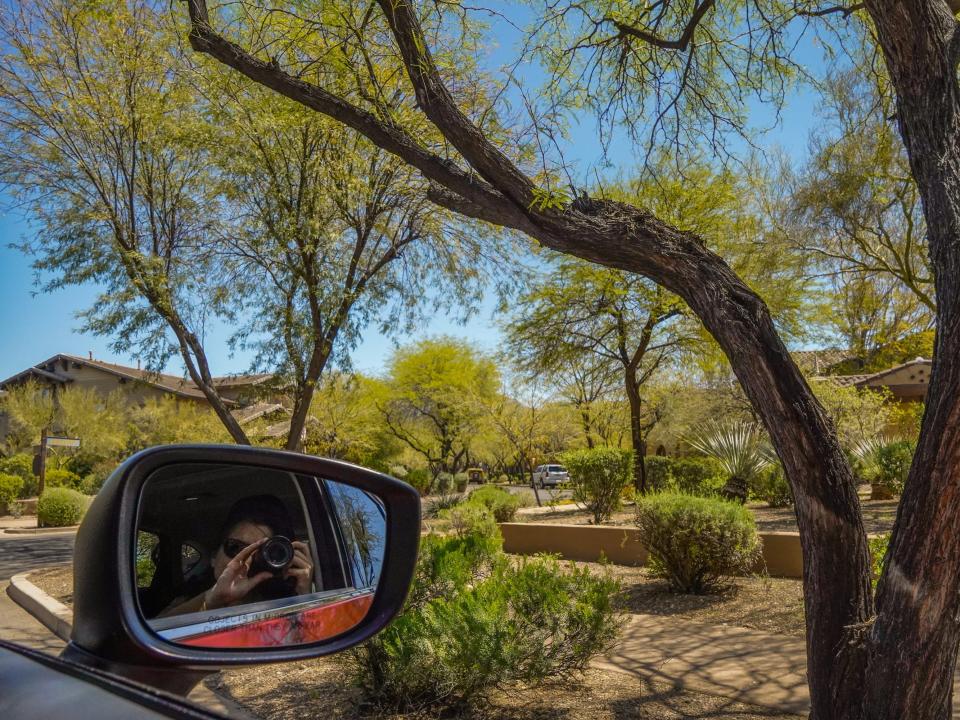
[575,562,806,637]
[28,562,805,719]
[27,565,73,605]
[210,658,801,720]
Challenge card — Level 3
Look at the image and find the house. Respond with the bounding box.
[0,353,286,442]
[814,357,931,402]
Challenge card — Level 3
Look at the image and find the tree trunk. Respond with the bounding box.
[860,3,960,718]
[625,374,647,493]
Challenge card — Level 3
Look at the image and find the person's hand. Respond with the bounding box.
[204,538,272,610]
[285,540,314,596]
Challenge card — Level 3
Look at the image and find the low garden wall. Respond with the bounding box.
[499,523,804,579]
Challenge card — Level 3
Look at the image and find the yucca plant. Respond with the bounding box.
[685,421,771,504]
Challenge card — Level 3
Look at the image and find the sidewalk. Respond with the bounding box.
[596,613,960,718]
[0,515,78,536]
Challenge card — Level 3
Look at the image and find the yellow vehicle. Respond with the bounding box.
[466,468,487,484]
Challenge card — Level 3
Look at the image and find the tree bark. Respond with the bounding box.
[624,374,647,493]
[860,2,960,718]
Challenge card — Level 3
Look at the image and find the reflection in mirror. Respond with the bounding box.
[134,463,385,649]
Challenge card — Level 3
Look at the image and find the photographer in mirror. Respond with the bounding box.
[159,495,314,617]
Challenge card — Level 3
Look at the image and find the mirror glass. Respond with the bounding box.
[133,462,385,649]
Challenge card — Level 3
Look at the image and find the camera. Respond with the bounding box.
[249,535,294,577]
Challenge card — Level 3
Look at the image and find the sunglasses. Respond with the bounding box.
[222,538,249,559]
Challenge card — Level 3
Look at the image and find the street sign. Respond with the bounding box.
[45,436,81,448]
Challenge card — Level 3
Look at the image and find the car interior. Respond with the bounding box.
[134,464,350,622]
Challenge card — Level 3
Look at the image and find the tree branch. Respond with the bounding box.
[611,0,717,51]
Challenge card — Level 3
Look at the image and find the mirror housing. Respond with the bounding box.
[62,445,419,693]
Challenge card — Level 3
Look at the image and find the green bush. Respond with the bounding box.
[404,468,432,495]
[562,447,632,523]
[466,485,522,522]
[670,457,725,495]
[454,472,469,493]
[874,440,914,495]
[635,491,762,594]
[351,529,620,711]
[870,534,890,590]
[643,456,725,496]
[37,487,89,527]
[0,473,24,513]
[439,503,499,540]
[0,455,37,498]
[644,456,672,491]
[44,468,83,490]
[79,470,109,496]
[751,464,793,507]
[433,472,454,495]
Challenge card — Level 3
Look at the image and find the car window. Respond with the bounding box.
[136,531,159,588]
[548,465,565,472]
[326,481,386,590]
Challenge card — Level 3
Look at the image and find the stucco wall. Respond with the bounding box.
[499,523,805,579]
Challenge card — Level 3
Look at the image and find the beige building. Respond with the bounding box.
[814,357,931,403]
[0,354,286,443]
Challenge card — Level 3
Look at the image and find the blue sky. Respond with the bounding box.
[0,11,827,382]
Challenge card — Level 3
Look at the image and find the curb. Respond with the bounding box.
[7,572,73,641]
[2,525,79,536]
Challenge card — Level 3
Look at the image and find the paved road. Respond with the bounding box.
[0,534,74,581]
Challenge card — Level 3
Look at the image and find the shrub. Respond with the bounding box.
[404,468,432,495]
[37,487,89,527]
[562,447,632,523]
[79,470,109,496]
[352,529,620,711]
[684,422,771,503]
[454,472,469,493]
[0,454,32,480]
[496,473,509,484]
[439,503,499,540]
[870,534,890,590]
[466,485,522,522]
[635,491,762,594]
[0,473,24,513]
[44,468,83,490]
[0,455,37,498]
[433,472,454,495]
[874,440,915,495]
[751,464,793,507]
[644,456,672,491]
[670,457,726,495]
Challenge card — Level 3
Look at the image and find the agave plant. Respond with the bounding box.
[685,421,772,503]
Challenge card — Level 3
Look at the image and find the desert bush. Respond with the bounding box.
[644,456,672,491]
[0,473,24,513]
[433,472,454,495]
[562,447,632,523]
[0,455,37,497]
[439,503,499,540]
[751,464,793,507]
[466,485,522,522]
[684,422,771,503]
[352,528,620,711]
[874,440,915,495]
[496,473,509,484]
[37,487,89,527]
[454,472,469,493]
[404,468,432,495]
[870,534,890,590]
[44,468,83,490]
[635,491,762,594]
[670,457,726,495]
[79,469,110,496]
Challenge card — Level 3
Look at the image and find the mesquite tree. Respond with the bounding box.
[183,0,960,717]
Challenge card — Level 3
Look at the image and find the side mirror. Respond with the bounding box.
[61,445,420,695]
